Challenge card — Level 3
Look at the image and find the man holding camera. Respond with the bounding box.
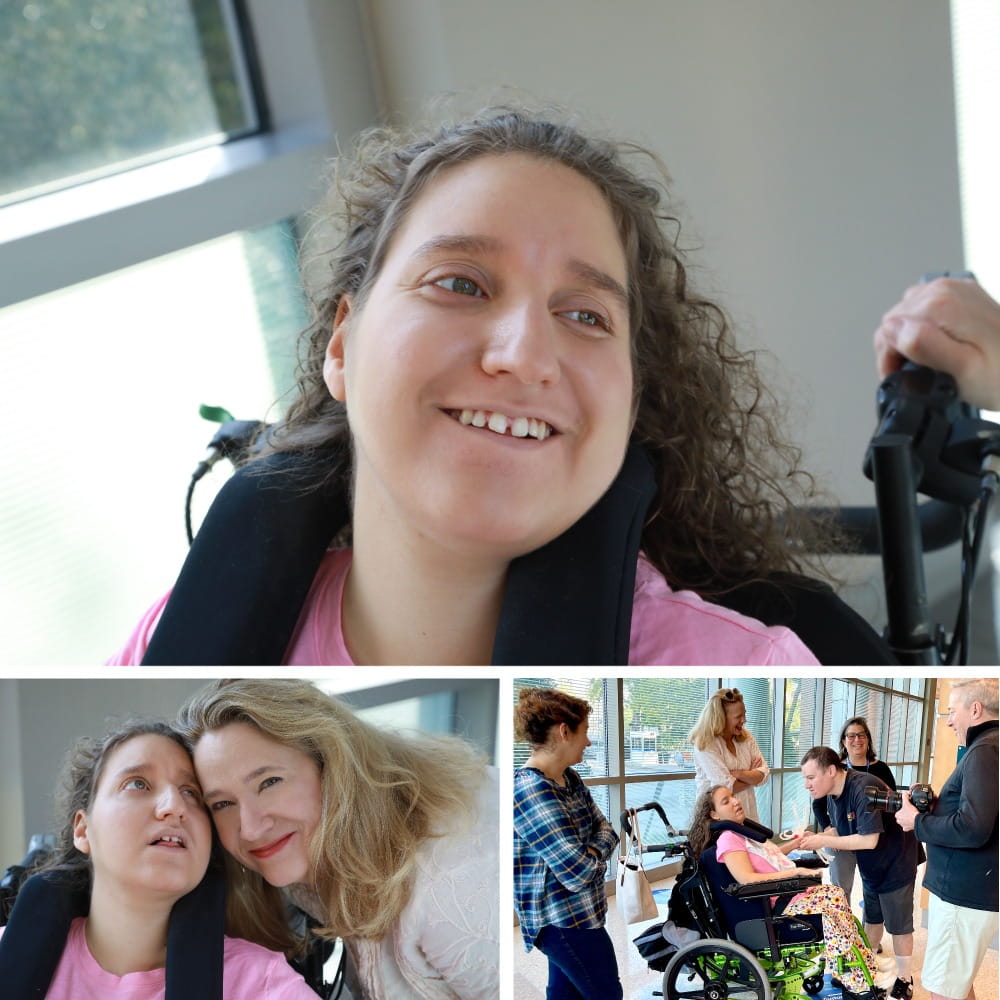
[895,678,998,1000]
[799,746,920,1000]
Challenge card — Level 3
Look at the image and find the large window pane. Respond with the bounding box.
[623,678,708,774]
[783,677,823,766]
[1,220,306,665]
[625,776,697,845]
[1,0,260,203]
[512,677,931,881]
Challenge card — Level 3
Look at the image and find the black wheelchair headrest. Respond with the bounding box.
[0,870,87,997]
[708,818,774,843]
[0,865,225,999]
[143,440,658,665]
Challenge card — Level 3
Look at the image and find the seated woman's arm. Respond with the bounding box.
[716,835,814,885]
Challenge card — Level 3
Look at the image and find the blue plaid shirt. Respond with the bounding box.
[513,766,619,951]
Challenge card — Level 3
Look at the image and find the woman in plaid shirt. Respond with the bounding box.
[514,688,622,999]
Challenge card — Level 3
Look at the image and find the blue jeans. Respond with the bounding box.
[535,924,623,1000]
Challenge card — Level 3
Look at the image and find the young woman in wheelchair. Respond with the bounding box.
[108,101,872,667]
[0,719,316,999]
[689,784,882,1000]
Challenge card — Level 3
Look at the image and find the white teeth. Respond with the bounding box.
[452,409,552,440]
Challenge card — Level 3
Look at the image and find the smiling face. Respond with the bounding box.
[193,722,324,888]
[323,152,634,562]
[946,691,978,745]
[710,786,745,824]
[73,733,211,906]
[842,723,869,762]
[722,699,746,740]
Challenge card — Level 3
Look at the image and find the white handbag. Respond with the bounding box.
[617,808,659,924]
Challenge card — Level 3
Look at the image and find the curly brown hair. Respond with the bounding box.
[261,102,831,593]
[514,686,592,746]
[687,784,729,861]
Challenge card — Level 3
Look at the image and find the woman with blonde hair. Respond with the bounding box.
[176,678,498,1000]
[689,687,769,822]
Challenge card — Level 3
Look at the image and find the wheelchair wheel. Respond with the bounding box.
[802,974,825,995]
[662,937,771,1000]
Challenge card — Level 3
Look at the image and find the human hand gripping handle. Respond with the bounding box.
[875,274,1000,411]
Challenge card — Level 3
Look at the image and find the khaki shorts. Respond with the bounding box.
[921,893,998,999]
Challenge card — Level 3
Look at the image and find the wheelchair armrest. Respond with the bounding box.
[725,874,821,900]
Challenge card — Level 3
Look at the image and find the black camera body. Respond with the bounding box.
[865,782,935,814]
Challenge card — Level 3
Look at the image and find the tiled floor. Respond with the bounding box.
[514,862,998,1000]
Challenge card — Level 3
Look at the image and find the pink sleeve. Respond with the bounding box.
[222,937,317,998]
[104,591,171,665]
[714,830,746,863]
[763,628,819,665]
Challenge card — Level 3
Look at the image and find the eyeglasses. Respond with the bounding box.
[844,733,867,741]
[715,688,741,702]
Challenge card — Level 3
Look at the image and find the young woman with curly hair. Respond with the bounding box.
[176,678,498,1000]
[0,719,316,999]
[689,785,882,1000]
[113,102,841,665]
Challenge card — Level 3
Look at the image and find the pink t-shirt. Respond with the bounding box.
[715,830,796,876]
[109,549,818,666]
[715,829,800,906]
[0,917,316,999]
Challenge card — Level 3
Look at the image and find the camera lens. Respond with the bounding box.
[864,785,902,812]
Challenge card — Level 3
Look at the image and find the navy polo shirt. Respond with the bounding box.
[825,769,918,892]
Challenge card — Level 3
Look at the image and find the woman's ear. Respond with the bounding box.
[323,295,352,402]
[72,810,91,855]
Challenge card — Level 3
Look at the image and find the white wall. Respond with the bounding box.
[360,0,965,612]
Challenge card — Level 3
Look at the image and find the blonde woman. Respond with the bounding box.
[176,678,498,1000]
[689,687,769,822]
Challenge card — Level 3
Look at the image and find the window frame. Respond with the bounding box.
[513,676,933,886]
[0,0,378,310]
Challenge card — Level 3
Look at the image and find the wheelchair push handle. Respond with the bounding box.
[620,801,674,836]
[619,802,689,857]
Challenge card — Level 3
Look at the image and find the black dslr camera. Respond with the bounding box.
[865,782,935,814]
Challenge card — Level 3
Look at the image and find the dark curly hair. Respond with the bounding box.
[262,102,832,593]
[687,784,729,861]
[514,686,591,746]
